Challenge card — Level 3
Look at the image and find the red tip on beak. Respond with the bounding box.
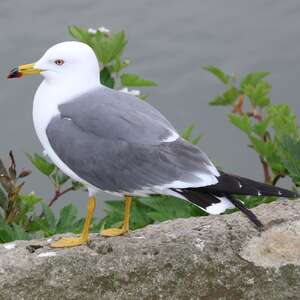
[7,67,23,79]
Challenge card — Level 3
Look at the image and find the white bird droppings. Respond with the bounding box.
[37,251,57,258]
[3,243,16,250]
[193,238,205,251]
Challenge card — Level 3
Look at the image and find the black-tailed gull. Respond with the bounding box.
[7,41,298,248]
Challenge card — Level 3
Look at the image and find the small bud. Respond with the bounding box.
[18,170,31,178]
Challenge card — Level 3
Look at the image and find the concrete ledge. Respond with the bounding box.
[1,199,300,299]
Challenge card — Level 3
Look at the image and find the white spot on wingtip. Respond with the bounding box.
[3,243,16,250]
[205,197,235,214]
[238,181,243,188]
[278,191,282,195]
[257,190,262,196]
[37,251,56,258]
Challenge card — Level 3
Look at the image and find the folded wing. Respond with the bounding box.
[46,87,219,193]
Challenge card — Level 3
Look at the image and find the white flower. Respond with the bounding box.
[120,87,141,97]
[88,28,97,34]
[98,26,110,34]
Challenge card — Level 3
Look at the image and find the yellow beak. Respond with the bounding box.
[7,63,43,79]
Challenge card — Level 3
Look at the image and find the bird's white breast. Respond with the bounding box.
[32,80,99,194]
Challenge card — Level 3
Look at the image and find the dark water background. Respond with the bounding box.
[1,0,299,216]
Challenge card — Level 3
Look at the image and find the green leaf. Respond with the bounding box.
[93,31,127,64]
[267,104,299,139]
[191,134,203,145]
[139,196,206,222]
[228,114,252,134]
[0,222,29,243]
[249,136,284,173]
[209,87,240,106]
[11,223,28,241]
[15,193,43,224]
[103,198,153,230]
[26,153,55,176]
[71,181,84,190]
[182,124,194,141]
[181,125,203,145]
[128,200,153,230]
[0,226,14,243]
[51,171,70,187]
[56,204,79,233]
[112,58,130,73]
[100,67,115,88]
[41,203,56,233]
[243,80,271,107]
[203,65,230,84]
[240,195,277,209]
[68,26,91,44]
[120,73,157,87]
[252,117,271,136]
[240,71,270,91]
[249,135,269,157]
[278,135,300,184]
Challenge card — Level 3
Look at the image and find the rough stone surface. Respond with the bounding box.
[1,199,300,300]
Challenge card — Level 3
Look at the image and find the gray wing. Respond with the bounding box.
[46,87,219,193]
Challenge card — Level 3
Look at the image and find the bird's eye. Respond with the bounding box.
[55,59,64,66]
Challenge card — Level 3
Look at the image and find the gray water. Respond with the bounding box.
[1,0,299,216]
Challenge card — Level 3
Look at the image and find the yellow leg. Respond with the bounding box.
[50,196,96,248]
[101,194,132,237]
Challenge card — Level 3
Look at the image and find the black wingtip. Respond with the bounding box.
[227,195,264,230]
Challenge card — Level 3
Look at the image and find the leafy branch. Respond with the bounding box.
[204,66,300,189]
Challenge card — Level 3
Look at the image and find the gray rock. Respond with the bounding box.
[0,199,300,300]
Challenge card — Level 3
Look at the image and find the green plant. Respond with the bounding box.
[0,152,95,242]
[204,65,300,188]
[26,153,83,207]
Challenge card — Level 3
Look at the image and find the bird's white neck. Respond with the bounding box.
[36,76,100,105]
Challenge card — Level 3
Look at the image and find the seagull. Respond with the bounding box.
[7,41,298,248]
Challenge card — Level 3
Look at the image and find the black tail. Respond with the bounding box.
[174,171,298,228]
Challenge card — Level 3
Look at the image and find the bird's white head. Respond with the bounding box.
[8,41,100,88]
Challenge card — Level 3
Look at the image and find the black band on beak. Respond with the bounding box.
[7,67,23,79]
